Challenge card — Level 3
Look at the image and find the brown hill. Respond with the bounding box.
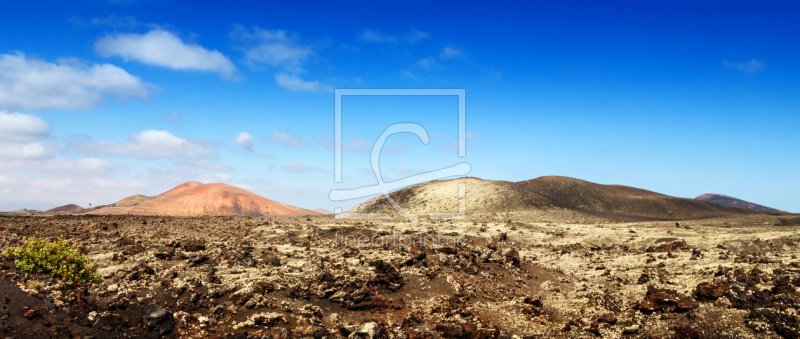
[112,195,151,207]
[89,182,318,216]
[313,209,333,215]
[350,176,760,220]
[47,204,84,213]
[695,193,783,213]
[159,181,203,198]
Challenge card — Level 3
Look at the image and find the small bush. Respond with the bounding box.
[3,237,102,285]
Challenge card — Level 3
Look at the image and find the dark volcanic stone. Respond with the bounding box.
[94,314,126,332]
[183,240,206,252]
[675,326,700,339]
[141,303,174,335]
[313,327,328,339]
[48,325,73,339]
[21,306,42,320]
[597,314,617,325]
[436,324,463,338]
[637,285,698,313]
[694,281,730,300]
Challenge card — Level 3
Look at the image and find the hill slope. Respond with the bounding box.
[89,182,317,216]
[47,204,84,213]
[696,193,783,213]
[350,176,759,220]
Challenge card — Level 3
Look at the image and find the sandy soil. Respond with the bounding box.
[0,210,799,338]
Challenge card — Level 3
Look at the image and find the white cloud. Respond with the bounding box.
[0,111,51,142]
[0,52,149,110]
[281,161,307,173]
[95,29,237,78]
[401,70,417,80]
[231,26,331,92]
[723,59,765,73]
[86,177,148,190]
[439,46,463,59]
[0,112,57,160]
[196,172,233,183]
[266,131,308,148]
[343,138,369,151]
[0,113,154,211]
[275,73,331,92]
[392,166,410,174]
[405,29,430,44]
[359,29,397,44]
[317,137,368,151]
[232,26,314,72]
[361,28,430,45]
[440,140,484,153]
[38,158,123,177]
[255,185,305,193]
[0,142,56,159]
[233,131,254,151]
[466,133,484,140]
[72,130,217,159]
[159,111,180,122]
[0,174,18,185]
[135,168,232,184]
[430,133,445,139]
[417,57,437,68]
[439,141,462,153]
[28,177,74,190]
[385,142,406,154]
[235,179,305,194]
[438,133,484,152]
[135,168,195,181]
[88,14,140,29]
[0,157,124,179]
[316,137,334,148]
[174,159,234,171]
[0,166,150,211]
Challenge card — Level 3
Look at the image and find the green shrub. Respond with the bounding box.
[3,237,102,285]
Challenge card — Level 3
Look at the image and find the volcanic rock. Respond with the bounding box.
[142,303,175,335]
[694,281,730,300]
[637,286,699,313]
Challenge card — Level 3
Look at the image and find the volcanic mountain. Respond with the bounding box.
[695,193,783,213]
[350,176,760,220]
[46,204,84,213]
[88,181,317,216]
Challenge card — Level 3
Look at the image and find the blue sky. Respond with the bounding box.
[1,0,799,212]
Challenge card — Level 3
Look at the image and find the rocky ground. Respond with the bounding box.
[0,211,799,338]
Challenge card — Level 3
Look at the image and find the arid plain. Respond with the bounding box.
[1,177,799,339]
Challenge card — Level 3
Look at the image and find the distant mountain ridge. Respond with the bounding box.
[87,182,318,216]
[695,193,783,213]
[351,176,760,220]
[47,204,84,213]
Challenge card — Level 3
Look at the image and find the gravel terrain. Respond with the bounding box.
[1,211,799,338]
